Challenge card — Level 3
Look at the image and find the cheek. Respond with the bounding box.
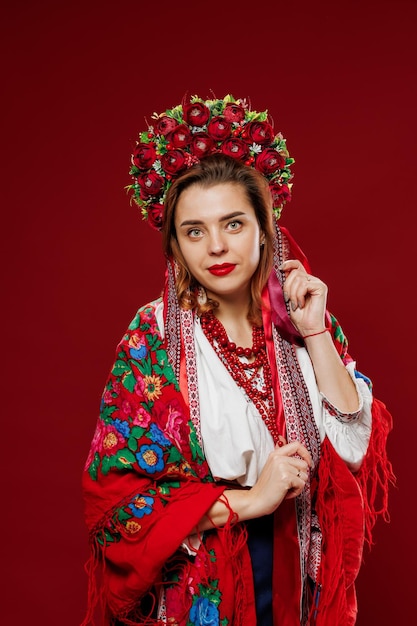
[246,238,262,266]
[177,241,200,273]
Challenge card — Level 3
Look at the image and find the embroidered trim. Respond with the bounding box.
[181,307,203,448]
[322,395,361,423]
[272,226,322,622]
[165,260,182,381]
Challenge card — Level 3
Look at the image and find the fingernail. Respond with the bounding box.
[291,301,298,312]
[284,291,289,302]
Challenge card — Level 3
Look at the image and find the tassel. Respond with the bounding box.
[355,397,396,548]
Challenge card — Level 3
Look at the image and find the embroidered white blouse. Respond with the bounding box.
[156,303,372,487]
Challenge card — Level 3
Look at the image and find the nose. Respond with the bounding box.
[207,229,228,256]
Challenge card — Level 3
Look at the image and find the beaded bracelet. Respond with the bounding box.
[302,328,330,339]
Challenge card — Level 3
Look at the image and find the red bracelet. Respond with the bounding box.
[302,328,329,339]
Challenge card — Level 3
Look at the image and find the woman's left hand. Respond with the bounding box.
[280,259,328,337]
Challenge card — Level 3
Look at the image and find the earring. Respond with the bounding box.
[197,286,207,305]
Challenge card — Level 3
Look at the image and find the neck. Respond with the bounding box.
[209,301,253,349]
[207,287,251,322]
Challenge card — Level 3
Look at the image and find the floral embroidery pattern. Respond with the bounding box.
[136,443,164,473]
[187,579,227,626]
[85,298,210,541]
[128,495,154,518]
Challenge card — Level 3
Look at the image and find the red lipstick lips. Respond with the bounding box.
[208,263,236,276]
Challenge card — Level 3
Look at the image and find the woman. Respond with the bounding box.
[82,95,393,626]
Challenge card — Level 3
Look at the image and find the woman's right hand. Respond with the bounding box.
[195,441,312,533]
[246,441,312,518]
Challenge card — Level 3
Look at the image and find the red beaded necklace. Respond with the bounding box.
[200,310,280,444]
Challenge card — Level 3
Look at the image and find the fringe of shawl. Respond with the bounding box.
[355,397,395,548]
[310,397,395,625]
[81,485,252,626]
[160,492,253,626]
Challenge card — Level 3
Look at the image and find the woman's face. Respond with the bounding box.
[174,182,263,306]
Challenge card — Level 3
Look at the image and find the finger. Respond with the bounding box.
[288,275,309,311]
[288,276,327,313]
[294,467,309,481]
[284,471,308,499]
[280,259,305,273]
[276,441,313,467]
[281,265,310,310]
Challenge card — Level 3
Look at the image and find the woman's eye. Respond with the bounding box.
[227,221,242,231]
[188,228,202,238]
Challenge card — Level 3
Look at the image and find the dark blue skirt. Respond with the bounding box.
[246,514,274,626]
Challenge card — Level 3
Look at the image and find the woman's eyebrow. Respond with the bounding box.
[179,211,246,227]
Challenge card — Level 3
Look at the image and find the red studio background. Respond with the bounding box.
[1,1,415,623]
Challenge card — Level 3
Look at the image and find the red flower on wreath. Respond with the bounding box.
[190,133,215,159]
[132,142,156,170]
[223,102,246,123]
[156,116,178,136]
[138,170,165,199]
[161,150,187,175]
[147,203,164,231]
[207,116,232,141]
[243,121,274,145]
[170,124,192,148]
[270,182,291,206]
[183,102,210,126]
[221,137,249,161]
[255,148,286,174]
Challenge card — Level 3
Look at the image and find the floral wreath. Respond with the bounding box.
[127,94,295,231]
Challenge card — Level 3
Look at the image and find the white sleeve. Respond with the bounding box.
[320,362,373,471]
[296,347,373,472]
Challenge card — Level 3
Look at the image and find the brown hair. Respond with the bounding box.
[162,154,275,325]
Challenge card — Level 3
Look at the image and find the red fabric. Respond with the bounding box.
[312,396,394,625]
[83,470,226,623]
[262,283,304,624]
[261,285,286,439]
[280,225,312,274]
[272,500,303,625]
